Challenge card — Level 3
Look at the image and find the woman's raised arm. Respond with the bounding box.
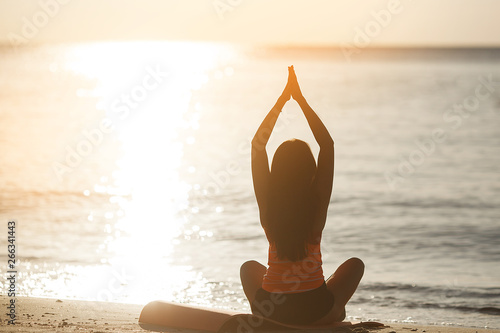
[251,72,291,225]
[289,66,334,231]
[289,66,333,149]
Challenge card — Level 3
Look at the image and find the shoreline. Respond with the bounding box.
[1,295,498,332]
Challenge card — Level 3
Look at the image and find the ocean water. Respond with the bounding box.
[0,42,499,329]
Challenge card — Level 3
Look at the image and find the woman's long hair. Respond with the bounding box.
[265,139,317,262]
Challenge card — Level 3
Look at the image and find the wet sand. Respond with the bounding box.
[0,295,497,332]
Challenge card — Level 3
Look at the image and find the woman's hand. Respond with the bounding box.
[288,65,304,101]
[277,68,292,104]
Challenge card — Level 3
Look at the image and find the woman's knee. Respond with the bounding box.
[347,257,364,274]
[240,260,263,278]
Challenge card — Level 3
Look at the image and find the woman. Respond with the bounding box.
[240,66,364,326]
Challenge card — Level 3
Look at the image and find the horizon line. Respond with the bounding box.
[1,38,500,50]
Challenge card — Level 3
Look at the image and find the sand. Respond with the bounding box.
[0,295,497,333]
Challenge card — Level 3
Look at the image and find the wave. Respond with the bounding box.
[331,194,499,212]
[359,282,500,298]
[355,282,500,316]
[400,303,500,316]
[384,199,499,210]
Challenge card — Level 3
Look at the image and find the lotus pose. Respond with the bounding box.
[240,66,364,326]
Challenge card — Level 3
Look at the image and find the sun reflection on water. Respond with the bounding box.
[64,41,235,304]
[0,41,240,306]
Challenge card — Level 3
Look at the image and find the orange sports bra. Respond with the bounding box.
[262,231,325,294]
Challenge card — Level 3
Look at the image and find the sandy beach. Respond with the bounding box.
[1,295,497,333]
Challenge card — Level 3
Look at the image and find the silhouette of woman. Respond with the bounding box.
[240,66,364,325]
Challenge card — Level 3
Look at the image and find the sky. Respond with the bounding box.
[0,0,499,47]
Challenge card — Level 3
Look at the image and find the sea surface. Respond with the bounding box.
[0,42,499,329]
